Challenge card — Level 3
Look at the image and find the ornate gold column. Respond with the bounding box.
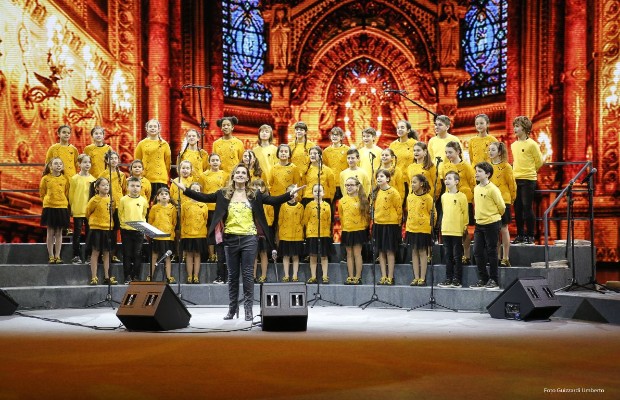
[146,0,170,141]
[170,0,183,156]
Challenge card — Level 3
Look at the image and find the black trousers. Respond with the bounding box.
[224,234,258,311]
[72,217,90,258]
[121,229,144,279]
[473,221,501,282]
[443,235,463,280]
[514,179,536,237]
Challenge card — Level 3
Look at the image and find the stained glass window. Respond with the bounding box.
[458,0,508,99]
[222,0,271,102]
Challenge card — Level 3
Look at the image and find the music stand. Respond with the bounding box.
[125,221,170,283]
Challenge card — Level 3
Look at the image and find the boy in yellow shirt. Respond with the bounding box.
[119,177,149,283]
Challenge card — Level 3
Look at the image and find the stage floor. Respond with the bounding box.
[1,307,619,399]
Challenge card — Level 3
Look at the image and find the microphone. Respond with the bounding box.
[182,84,214,90]
[580,168,597,184]
[271,249,278,261]
[384,89,408,94]
[436,156,442,165]
[156,250,173,265]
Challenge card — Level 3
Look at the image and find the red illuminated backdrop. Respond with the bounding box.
[0,1,617,277]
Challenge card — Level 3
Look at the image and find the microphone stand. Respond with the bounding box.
[410,157,457,312]
[308,154,341,307]
[359,153,401,310]
[88,152,120,308]
[174,170,196,305]
[182,84,210,149]
[386,91,438,119]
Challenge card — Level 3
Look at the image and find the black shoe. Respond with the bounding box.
[470,280,487,289]
[224,306,239,320]
[511,235,524,245]
[438,279,452,288]
[245,308,253,321]
[524,236,536,245]
[451,278,462,288]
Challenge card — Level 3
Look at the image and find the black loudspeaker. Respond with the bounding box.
[261,283,308,331]
[0,289,18,316]
[487,277,561,321]
[116,282,191,331]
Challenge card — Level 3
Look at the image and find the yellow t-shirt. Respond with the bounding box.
[69,174,96,217]
[441,191,468,236]
[118,195,149,230]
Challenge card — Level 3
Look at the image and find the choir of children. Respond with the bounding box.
[41,114,537,289]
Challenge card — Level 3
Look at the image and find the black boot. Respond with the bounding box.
[224,303,239,320]
[244,306,253,321]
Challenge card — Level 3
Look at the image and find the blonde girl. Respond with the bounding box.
[405,174,434,286]
[69,154,96,264]
[251,179,274,283]
[40,157,70,263]
[339,177,369,285]
[242,149,268,184]
[252,124,278,182]
[180,182,209,283]
[134,119,172,202]
[85,177,117,285]
[303,184,332,283]
[301,146,335,206]
[489,142,517,267]
[178,128,209,178]
[277,184,304,282]
[372,169,402,285]
[148,187,177,283]
[170,160,195,204]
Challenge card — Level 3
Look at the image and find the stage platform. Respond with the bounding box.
[1,243,618,324]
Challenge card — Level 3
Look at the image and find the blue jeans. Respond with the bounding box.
[224,234,258,311]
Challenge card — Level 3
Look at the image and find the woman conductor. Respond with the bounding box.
[173,163,304,321]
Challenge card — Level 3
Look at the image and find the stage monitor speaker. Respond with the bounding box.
[261,283,308,331]
[0,289,18,316]
[487,277,561,321]
[116,282,191,331]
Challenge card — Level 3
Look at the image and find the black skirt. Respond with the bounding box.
[340,230,369,247]
[86,229,113,252]
[501,204,512,225]
[40,207,70,229]
[181,238,207,254]
[404,232,432,250]
[372,224,401,253]
[151,239,174,256]
[306,237,333,256]
[278,240,305,257]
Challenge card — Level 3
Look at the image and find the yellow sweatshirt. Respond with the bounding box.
[406,192,434,234]
[323,145,350,182]
[511,138,543,180]
[148,203,177,241]
[440,160,476,203]
[373,186,402,225]
[338,195,368,232]
[389,138,417,171]
[473,182,506,225]
[441,191,468,236]
[84,143,112,179]
[69,174,96,217]
[213,136,245,174]
[86,195,113,230]
[468,135,497,166]
[302,164,336,200]
[40,174,70,208]
[118,195,149,230]
[303,200,331,238]
[278,202,305,241]
[134,138,172,184]
[491,161,517,205]
[45,143,79,177]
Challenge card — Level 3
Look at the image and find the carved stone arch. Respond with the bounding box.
[293,0,438,75]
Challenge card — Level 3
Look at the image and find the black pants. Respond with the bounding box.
[224,234,258,311]
[216,243,227,281]
[473,221,501,282]
[72,217,90,258]
[443,235,463,281]
[121,229,144,279]
[514,179,536,237]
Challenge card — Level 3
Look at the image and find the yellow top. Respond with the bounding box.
[428,133,461,163]
[289,140,315,172]
[179,148,209,178]
[386,166,406,201]
[224,201,257,235]
[170,176,195,205]
[213,136,245,174]
[406,163,439,199]
[440,161,476,203]
[252,144,278,182]
[358,145,382,183]
[99,169,126,209]
[148,203,177,241]
[85,195,113,230]
[490,161,517,205]
[303,200,331,238]
[40,174,70,208]
[339,168,371,194]
[373,187,402,225]
[302,164,336,200]
[84,143,112,179]
[269,163,302,196]
[134,138,172,184]
[264,204,274,226]
[474,182,506,225]
[46,143,79,177]
[277,202,305,241]
[322,145,350,182]
[118,195,149,230]
[338,195,368,232]
[389,138,417,171]
[136,176,152,205]
[199,170,227,211]
[468,135,498,166]
[181,200,209,238]
[511,138,543,180]
[405,192,434,234]
[441,191,468,236]
[69,174,96,217]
